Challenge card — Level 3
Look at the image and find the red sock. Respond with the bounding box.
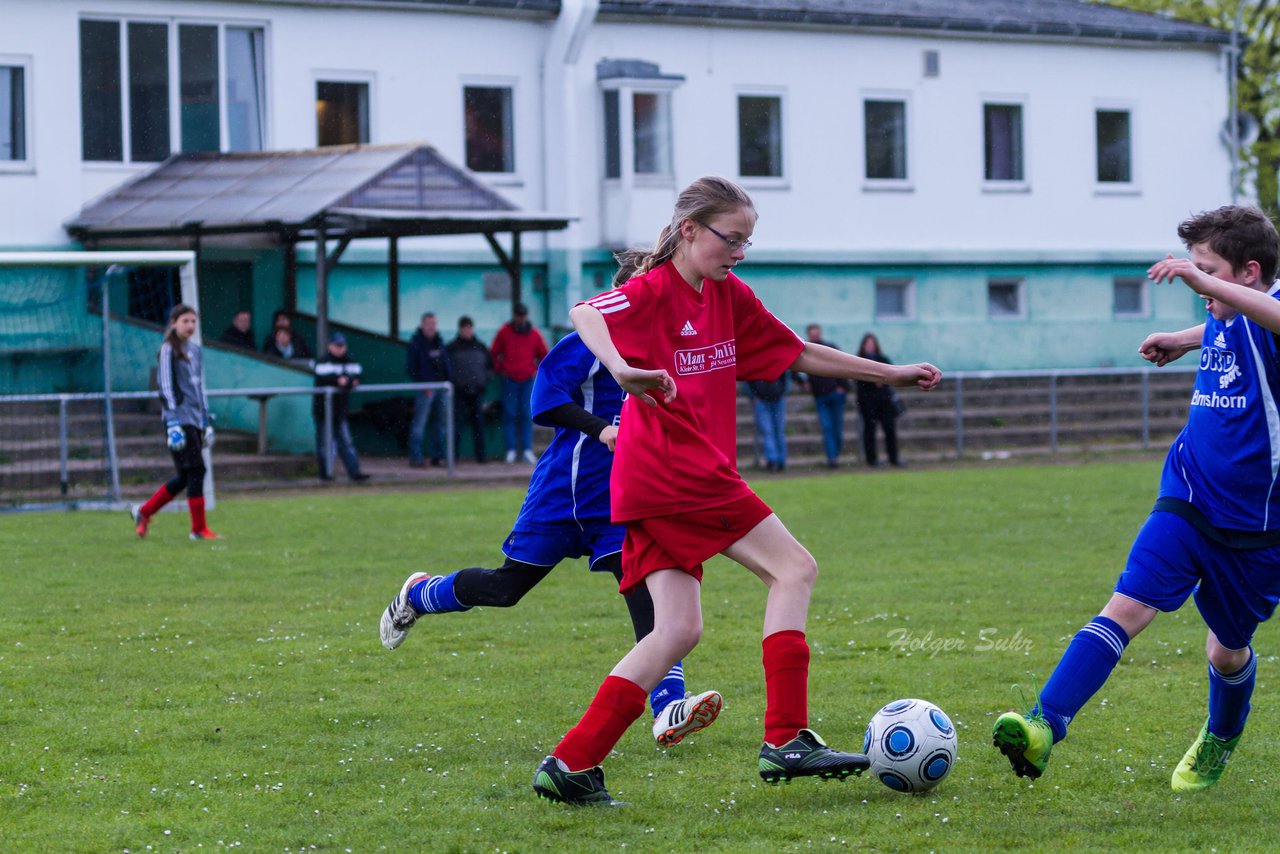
[139,484,175,518]
[553,675,647,771]
[763,629,810,747]
[188,497,206,533]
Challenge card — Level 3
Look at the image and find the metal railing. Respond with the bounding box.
[0,382,453,502]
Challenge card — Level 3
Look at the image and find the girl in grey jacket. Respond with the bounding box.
[130,304,218,540]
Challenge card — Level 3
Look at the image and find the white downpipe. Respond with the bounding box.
[541,0,599,317]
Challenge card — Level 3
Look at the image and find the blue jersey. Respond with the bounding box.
[511,333,622,532]
[1159,289,1280,531]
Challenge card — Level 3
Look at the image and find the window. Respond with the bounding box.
[864,99,907,180]
[0,60,29,164]
[316,81,369,147]
[127,22,170,162]
[464,85,513,173]
[1113,277,1148,317]
[875,278,914,320]
[984,103,1023,182]
[1096,109,1132,184]
[603,90,620,179]
[179,25,220,153]
[633,91,672,176]
[738,95,782,178]
[79,18,266,162]
[988,278,1025,319]
[601,88,673,179]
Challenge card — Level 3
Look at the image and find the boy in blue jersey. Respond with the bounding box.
[379,332,722,747]
[993,205,1280,792]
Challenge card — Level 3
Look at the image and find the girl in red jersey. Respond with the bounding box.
[531,176,942,805]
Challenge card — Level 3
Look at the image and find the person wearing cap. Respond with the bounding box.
[490,302,548,464]
[313,332,370,482]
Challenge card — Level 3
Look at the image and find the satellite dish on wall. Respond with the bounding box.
[1221,113,1260,149]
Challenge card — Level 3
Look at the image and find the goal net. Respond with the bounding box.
[0,250,211,511]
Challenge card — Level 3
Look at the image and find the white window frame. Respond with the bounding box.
[461,75,520,185]
[313,69,376,148]
[1112,275,1150,318]
[735,86,788,189]
[861,90,912,192]
[599,77,679,188]
[987,277,1026,320]
[980,94,1029,193]
[0,54,33,173]
[874,277,916,321]
[80,15,270,166]
[1094,99,1139,195]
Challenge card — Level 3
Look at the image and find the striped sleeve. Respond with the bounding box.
[585,289,631,315]
[157,343,179,420]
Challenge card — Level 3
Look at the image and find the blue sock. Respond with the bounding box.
[407,573,471,614]
[1208,649,1255,741]
[650,661,686,718]
[1038,616,1130,743]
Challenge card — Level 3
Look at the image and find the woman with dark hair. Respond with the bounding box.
[855,332,902,468]
[130,304,219,540]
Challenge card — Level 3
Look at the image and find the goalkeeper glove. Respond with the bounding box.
[204,424,216,448]
[166,420,186,452]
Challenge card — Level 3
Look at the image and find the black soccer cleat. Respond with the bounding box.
[533,755,626,806]
[759,728,871,784]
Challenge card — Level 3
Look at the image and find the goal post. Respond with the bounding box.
[0,249,214,511]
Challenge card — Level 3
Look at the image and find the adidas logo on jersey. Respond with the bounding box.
[1215,331,1227,349]
[680,321,697,337]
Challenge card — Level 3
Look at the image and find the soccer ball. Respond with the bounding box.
[862,698,957,793]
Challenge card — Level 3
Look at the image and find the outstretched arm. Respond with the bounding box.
[569,304,676,406]
[1148,255,1280,334]
[791,342,942,390]
[1138,324,1203,367]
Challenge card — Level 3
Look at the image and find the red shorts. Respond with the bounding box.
[618,493,774,595]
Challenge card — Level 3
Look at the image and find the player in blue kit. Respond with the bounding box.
[378,331,722,746]
[993,205,1280,792]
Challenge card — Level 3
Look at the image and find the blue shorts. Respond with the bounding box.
[1116,510,1280,650]
[502,522,623,571]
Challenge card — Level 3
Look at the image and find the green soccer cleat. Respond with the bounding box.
[992,710,1054,779]
[1171,719,1241,793]
[532,756,625,806]
[758,728,870,784]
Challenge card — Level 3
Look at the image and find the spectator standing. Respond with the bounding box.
[218,310,255,350]
[263,310,312,359]
[406,312,451,467]
[490,302,548,464]
[313,332,370,482]
[855,332,902,468]
[793,324,850,468]
[746,374,789,472]
[446,315,494,463]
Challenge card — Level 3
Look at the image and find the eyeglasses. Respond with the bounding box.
[702,223,753,251]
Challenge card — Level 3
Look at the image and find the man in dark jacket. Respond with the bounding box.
[792,323,851,468]
[314,333,369,482]
[446,315,494,463]
[218,310,255,350]
[406,311,451,467]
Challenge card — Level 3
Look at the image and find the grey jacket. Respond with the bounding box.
[158,340,210,428]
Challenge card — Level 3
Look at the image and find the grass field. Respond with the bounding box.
[3,460,1279,852]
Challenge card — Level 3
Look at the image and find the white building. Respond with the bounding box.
[0,0,1234,369]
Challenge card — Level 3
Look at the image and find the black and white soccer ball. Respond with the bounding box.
[862,698,957,793]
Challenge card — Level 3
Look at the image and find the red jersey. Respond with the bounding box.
[583,261,803,521]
